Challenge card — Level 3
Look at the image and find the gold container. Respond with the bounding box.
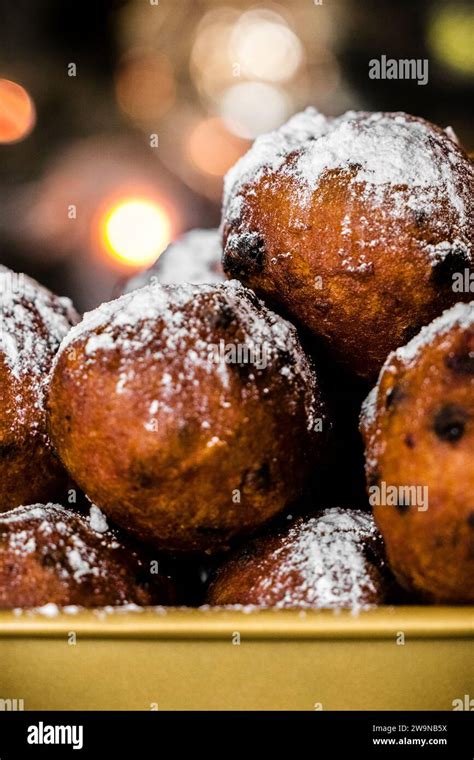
[1,606,473,711]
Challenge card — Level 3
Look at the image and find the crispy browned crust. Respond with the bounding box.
[207,509,390,608]
[0,269,79,511]
[223,113,473,381]
[48,283,328,554]
[360,304,474,603]
[0,504,176,608]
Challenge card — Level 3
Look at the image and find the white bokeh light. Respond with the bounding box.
[231,9,303,83]
[220,81,292,139]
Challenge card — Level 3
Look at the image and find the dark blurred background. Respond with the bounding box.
[0,0,472,311]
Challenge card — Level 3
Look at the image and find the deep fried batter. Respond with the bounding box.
[222,110,473,380]
[48,281,328,553]
[0,267,78,511]
[207,508,391,609]
[361,302,474,602]
[0,503,176,607]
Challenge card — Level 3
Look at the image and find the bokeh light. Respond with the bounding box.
[186,117,248,177]
[115,49,175,124]
[190,8,239,99]
[220,81,291,139]
[100,198,172,268]
[428,5,474,76]
[189,7,304,140]
[230,9,303,82]
[0,79,35,144]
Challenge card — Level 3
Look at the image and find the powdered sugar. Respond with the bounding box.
[393,300,474,367]
[89,504,109,534]
[0,502,178,608]
[224,108,473,267]
[11,603,152,617]
[28,602,63,618]
[0,269,78,428]
[242,508,386,611]
[0,505,50,525]
[0,270,77,381]
[360,385,378,429]
[66,544,101,582]
[84,332,115,356]
[56,280,323,433]
[123,228,224,293]
[360,301,474,446]
[291,111,468,221]
[424,238,471,266]
[1,504,121,584]
[444,125,460,145]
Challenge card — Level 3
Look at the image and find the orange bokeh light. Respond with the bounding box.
[186,117,248,177]
[99,197,172,269]
[116,50,175,124]
[0,79,36,144]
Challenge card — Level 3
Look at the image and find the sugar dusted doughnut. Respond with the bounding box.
[0,503,176,608]
[360,302,474,603]
[0,267,78,511]
[207,508,391,609]
[222,109,474,380]
[48,281,328,553]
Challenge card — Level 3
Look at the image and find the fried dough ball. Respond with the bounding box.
[222,109,474,380]
[0,267,79,512]
[360,302,474,603]
[0,503,176,608]
[48,281,327,553]
[207,508,391,609]
[122,228,224,294]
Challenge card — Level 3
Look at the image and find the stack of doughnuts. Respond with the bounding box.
[1,108,472,608]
